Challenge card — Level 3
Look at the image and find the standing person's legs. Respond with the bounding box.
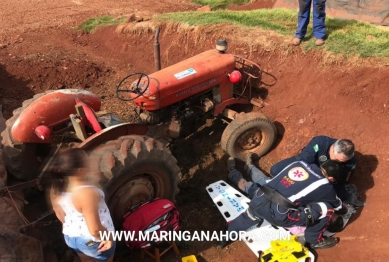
[293,0,312,45]
[312,0,326,45]
[77,254,95,262]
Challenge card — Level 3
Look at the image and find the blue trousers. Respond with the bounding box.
[227,191,334,244]
[228,165,269,198]
[295,0,326,39]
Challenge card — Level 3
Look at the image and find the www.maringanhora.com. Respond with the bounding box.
[99,230,291,242]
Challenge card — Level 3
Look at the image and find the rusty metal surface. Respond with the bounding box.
[78,123,149,150]
[11,89,101,143]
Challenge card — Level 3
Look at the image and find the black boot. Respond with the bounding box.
[310,236,339,249]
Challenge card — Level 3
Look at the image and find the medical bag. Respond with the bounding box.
[122,198,180,249]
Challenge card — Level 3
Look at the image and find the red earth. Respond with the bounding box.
[1,0,389,262]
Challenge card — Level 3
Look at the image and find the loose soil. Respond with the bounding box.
[1,0,389,262]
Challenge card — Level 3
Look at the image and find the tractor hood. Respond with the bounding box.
[132,49,236,111]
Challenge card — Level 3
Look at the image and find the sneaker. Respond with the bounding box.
[292,37,302,46]
[315,39,325,46]
[227,157,236,171]
[310,236,339,249]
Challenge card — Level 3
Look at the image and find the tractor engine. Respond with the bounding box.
[137,89,215,138]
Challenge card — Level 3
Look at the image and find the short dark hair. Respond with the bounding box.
[321,160,344,181]
[334,139,355,158]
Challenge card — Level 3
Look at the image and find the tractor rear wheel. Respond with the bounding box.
[88,135,181,227]
[1,91,55,180]
[221,112,277,161]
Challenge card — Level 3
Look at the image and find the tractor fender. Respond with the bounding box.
[11,89,101,144]
[77,123,149,151]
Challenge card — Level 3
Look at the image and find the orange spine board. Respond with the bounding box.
[11,89,101,143]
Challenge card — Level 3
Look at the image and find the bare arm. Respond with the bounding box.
[49,187,65,223]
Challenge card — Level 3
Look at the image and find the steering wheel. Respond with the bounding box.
[116,72,150,101]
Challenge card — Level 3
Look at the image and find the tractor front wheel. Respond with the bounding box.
[88,135,181,227]
[221,112,277,161]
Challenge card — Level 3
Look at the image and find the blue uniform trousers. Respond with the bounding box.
[227,190,334,244]
[295,0,326,40]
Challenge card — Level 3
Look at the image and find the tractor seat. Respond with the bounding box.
[75,99,102,133]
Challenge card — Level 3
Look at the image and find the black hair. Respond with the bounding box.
[50,148,88,194]
[320,160,344,181]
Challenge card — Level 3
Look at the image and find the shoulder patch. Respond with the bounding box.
[313,144,319,152]
[288,167,310,181]
[319,155,328,162]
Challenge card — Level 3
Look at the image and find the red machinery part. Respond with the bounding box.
[229,70,242,84]
[34,125,51,140]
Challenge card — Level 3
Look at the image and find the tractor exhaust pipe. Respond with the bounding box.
[154,27,161,71]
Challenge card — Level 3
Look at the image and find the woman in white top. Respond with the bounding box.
[49,148,116,262]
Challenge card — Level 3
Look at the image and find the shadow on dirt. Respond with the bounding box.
[0,63,35,119]
[346,151,377,225]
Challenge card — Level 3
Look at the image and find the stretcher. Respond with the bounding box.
[206,180,315,262]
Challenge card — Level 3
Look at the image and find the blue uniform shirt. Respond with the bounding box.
[298,136,356,182]
[266,161,342,209]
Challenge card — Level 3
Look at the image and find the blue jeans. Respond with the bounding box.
[295,0,326,39]
[228,165,269,198]
[64,235,116,261]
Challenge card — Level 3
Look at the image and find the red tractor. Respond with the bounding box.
[0,39,276,226]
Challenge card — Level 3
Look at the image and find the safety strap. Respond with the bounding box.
[260,185,297,209]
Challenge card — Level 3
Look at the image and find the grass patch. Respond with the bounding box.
[193,0,250,9]
[78,16,126,33]
[157,9,389,58]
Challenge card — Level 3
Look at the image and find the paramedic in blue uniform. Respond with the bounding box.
[270,136,356,201]
[220,160,346,249]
